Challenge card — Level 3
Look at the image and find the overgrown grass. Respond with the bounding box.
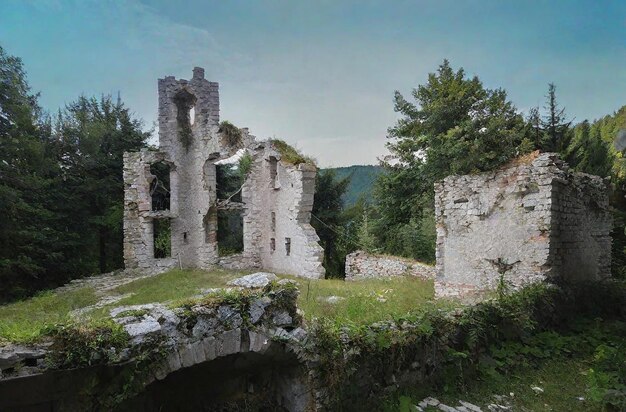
[392,357,594,411]
[386,318,626,412]
[270,139,315,165]
[0,287,98,343]
[290,276,435,325]
[108,268,245,307]
[0,269,437,343]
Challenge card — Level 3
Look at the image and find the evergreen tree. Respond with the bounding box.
[52,95,149,273]
[526,106,542,148]
[540,83,572,153]
[312,170,353,277]
[373,60,525,260]
[0,45,64,300]
[356,209,376,253]
[566,120,613,177]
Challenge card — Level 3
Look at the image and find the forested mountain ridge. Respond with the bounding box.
[323,165,384,206]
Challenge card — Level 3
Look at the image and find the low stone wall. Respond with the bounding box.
[345,250,436,281]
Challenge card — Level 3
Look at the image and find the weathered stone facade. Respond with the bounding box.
[123,68,324,278]
[434,152,612,298]
[345,250,435,281]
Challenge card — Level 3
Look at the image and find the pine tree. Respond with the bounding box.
[52,95,149,274]
[0,45,64,300]
[541,83,572,153]
[311,170,352,277]
[373,59,525,260]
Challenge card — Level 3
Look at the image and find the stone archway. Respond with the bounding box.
[122,330,312,411]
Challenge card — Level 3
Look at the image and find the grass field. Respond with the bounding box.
[0,269,436,342]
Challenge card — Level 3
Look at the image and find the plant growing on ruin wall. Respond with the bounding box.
[238,152,253,177]
[270,139,315,165]
[218,120,243,148]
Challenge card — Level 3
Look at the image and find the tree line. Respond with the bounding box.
[0,45,148,301]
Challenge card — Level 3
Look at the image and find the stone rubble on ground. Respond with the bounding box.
[226,272,278,288]
[317,295,345,304]
[530,385,544,394]
[415,398,483,412]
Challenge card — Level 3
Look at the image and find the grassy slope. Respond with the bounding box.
[393,357,595,412]
[0,287,99,342]
[294,275,434,325]
[387,319,626,412]
[0,269,435,342]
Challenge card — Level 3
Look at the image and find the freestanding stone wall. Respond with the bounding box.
[218,141,325,278]
[232,143,324,278]
[123,68,324,279]
[345,251,435,281]
[434,152,612,298]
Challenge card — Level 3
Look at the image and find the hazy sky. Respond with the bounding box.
[1,0,625,166]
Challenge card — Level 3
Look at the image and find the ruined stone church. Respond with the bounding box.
[123,67,325,279]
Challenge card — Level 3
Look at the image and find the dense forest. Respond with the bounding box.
[0,45,149,301]
[1,45,625,300]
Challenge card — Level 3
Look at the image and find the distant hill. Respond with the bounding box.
[323,165,385,206]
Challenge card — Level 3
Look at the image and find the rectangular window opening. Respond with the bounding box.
[153,218,171,258]
[150,162,171,211]
[216,163,243,202]
[285,237,291,256]
[269,156,279,189]
[271,211,276,232]
[217,209,244,256]
[270,238,276,253]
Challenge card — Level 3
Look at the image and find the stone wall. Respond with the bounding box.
[345,250,435,281]
[123,68,324,279]
[123,149,179,274]
[240,142,324,278]
[434,152,612,298]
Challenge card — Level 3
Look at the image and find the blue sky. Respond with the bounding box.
[1,0,625,166]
